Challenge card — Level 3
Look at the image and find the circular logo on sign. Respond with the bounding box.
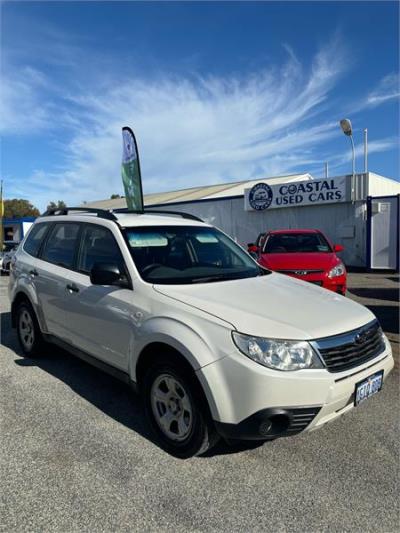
[249,183,273,210]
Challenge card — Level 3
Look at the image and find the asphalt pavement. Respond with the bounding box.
[1,273,399,532]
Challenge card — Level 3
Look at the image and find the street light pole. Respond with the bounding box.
[349,134,355,177]
[340,118,356,201]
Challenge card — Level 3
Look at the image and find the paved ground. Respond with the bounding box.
[1,273,399,532]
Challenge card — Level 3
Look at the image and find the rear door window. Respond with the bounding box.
[41,223,81,269]
[23,223,50,258]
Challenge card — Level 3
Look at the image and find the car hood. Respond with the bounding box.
[154,273,374,340]
[260,252,339,271]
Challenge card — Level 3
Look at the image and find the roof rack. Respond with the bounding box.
[114,208,203,222]
[41,207,118,221]
[40,206,203,223]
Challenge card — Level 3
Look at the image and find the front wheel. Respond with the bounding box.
[142,360,218,458]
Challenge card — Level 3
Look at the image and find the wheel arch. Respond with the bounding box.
[132,317,220,378]
[11,290,45,332]
[135,341,222,418]
[135,342,195,388]
[135,341,216,415]
[11,291,32,328]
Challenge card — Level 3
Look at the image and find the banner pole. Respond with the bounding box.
[128,128,144,213]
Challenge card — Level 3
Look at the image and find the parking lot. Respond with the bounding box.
[1,273,399,532]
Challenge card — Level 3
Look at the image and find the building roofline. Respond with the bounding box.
[86,172,313,205]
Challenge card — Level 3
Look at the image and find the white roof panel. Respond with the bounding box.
[84,173,315,210]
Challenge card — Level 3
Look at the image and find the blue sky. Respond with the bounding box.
[1,1,399,210]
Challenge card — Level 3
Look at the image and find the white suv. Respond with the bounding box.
[9,208,394,457]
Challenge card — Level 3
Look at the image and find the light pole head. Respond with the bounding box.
[340,118,353,136]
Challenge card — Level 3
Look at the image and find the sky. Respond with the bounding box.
[1,1,399,210]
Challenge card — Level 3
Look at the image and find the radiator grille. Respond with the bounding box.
[315,320,385,373]
[276,269,324,275]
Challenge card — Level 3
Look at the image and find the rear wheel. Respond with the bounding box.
[142,359,218,458]
[16,302,45,357]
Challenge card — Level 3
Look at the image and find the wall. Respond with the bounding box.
[22,221,34,236]
[368,173,400,197]
[148,198,367,267]
[2,217,36,242]
[3,222,22,242]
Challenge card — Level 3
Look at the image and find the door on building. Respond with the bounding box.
[368,195,399,271]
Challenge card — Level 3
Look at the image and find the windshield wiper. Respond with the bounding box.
[190,275,229,283]
[191,272,262,283]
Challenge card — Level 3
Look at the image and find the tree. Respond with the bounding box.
[46,200,67,211]
[110,194,122,199]
[4,199,40,219]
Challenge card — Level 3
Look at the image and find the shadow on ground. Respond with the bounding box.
[348,287,399,302]
[1,311,262,458]
[365,305,399,336]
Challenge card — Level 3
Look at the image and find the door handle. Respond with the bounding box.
[66,283,80,293]
[29,269,38,277]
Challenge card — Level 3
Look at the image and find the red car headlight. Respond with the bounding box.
[328,261,346,278]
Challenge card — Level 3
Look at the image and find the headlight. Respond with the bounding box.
[232,332,323,371]
[328,261,346,278]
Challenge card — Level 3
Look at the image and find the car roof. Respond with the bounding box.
[267,229,321,235]
[38,211,209,228]
[115,213,208,228]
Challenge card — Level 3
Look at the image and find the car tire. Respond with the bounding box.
[142,358,219,458]
[16,301,46,357]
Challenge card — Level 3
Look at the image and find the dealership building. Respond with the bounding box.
[1,216,36,244]
[86,171,400,270]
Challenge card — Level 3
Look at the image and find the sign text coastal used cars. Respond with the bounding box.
[245,177,347,211]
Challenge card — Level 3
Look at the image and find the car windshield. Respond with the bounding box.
[263,233,332,254]
[124,225,266,284]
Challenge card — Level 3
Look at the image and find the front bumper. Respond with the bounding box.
[198,338,394,441]
[214,406,322,441]
[285,271,347,294]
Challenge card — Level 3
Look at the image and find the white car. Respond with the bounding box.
[9,208,394,457]
[1,242,19,275]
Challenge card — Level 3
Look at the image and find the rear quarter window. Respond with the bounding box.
[23,223,50,258]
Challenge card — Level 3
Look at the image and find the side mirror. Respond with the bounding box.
[90,262,122,286]
[333,244,344,253]
[247,243,259,254]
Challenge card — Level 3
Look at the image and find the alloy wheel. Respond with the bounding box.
[19,309,35,351]
[150,373,193,442]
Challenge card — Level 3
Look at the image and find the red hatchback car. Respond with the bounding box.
[249,229,347,295]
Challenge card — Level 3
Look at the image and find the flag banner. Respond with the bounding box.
[121,127,144,212]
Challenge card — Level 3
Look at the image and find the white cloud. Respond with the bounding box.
[366,73,399,106]
[322,136,398,176]
[0,67,52,134]
[2,37,397,209]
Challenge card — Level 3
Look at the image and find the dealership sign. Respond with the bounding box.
[245,177,348,211]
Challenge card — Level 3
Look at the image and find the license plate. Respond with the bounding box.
[354,370,384,406]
